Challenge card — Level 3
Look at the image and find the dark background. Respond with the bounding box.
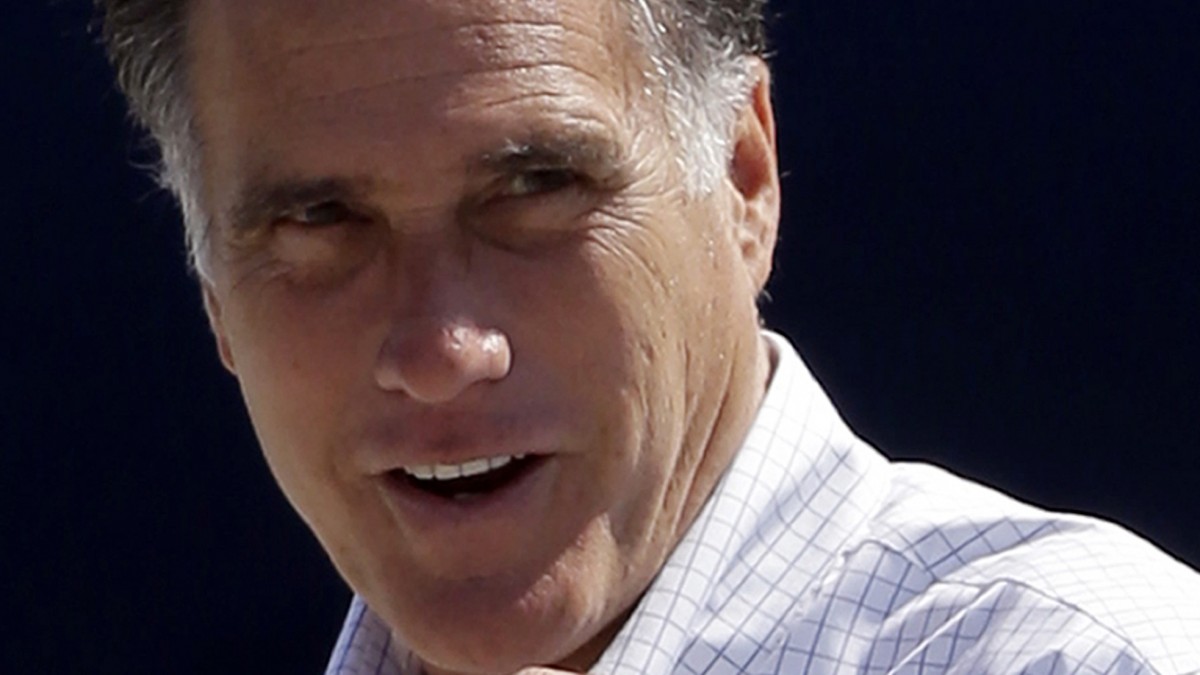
[5,1,1197,672]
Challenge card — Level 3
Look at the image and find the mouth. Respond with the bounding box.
[376,450,559,573]
[390,454,543,500]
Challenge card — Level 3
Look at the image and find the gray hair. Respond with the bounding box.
[95,0,768,278]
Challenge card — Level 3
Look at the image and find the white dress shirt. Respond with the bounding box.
[325,332,1200,674]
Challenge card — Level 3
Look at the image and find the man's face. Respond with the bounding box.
[189,0,778,671]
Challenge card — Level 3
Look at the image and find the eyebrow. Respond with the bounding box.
[475,127,624,178]
[228,176,373,233]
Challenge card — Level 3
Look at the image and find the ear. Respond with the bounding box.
[201,283,239,375]
[728,58,781,294]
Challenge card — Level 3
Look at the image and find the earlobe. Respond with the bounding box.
[201,284,238,375]
[728,58,781,294]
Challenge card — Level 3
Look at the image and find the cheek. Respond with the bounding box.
[219,279,381,482]
[529,229,681,389]
[565,208,745,488]
[216,283,416,587]
[227,259,384,380]
[487,226,678,446]
[572,219,699,377]
[533,225,693,475]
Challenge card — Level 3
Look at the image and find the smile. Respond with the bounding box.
[401,454,528,481]
[396,454,538,499]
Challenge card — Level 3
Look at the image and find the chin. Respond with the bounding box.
[378,565,607,675]
[396,542,624,667]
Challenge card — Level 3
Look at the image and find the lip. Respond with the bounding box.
[376,453,557,541]
[353,413,566,476]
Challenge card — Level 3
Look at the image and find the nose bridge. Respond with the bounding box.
[374,221,511,404]
[386,206,469,302]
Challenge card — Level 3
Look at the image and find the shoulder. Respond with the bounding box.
[808,461,1200,672]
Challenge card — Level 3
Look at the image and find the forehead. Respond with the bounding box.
[191,0,628,64]
[186,0,646,207]
[185,0,640,117]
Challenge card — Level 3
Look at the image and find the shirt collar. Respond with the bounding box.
[593,331,889,673]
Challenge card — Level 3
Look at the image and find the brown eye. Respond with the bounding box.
[286,201,358,228]
[502,168,580,198]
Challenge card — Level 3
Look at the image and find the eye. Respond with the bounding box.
[280,200,358,228]
[500,168,581,199]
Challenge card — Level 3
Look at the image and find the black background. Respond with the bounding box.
[5,1,1198,672]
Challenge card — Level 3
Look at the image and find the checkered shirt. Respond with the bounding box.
[325,332,1200,674]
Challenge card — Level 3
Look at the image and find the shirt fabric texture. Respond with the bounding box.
[325,332,1200,674]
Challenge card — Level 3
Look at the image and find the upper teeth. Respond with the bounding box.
[403,454,526,481]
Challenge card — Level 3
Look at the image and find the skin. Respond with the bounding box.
[187,0,780,672]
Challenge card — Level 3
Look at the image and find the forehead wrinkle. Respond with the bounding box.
[257,0,622,55]
[277,20,568,66]
[294,61,619,107]
[262,0,570,42]
[273,22,621,106]
[460,87,581,115]
[193,1,641,131]
[194,0,630,80]
[275,19,570,56]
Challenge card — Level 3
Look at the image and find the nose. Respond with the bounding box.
[374,317,512,404]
